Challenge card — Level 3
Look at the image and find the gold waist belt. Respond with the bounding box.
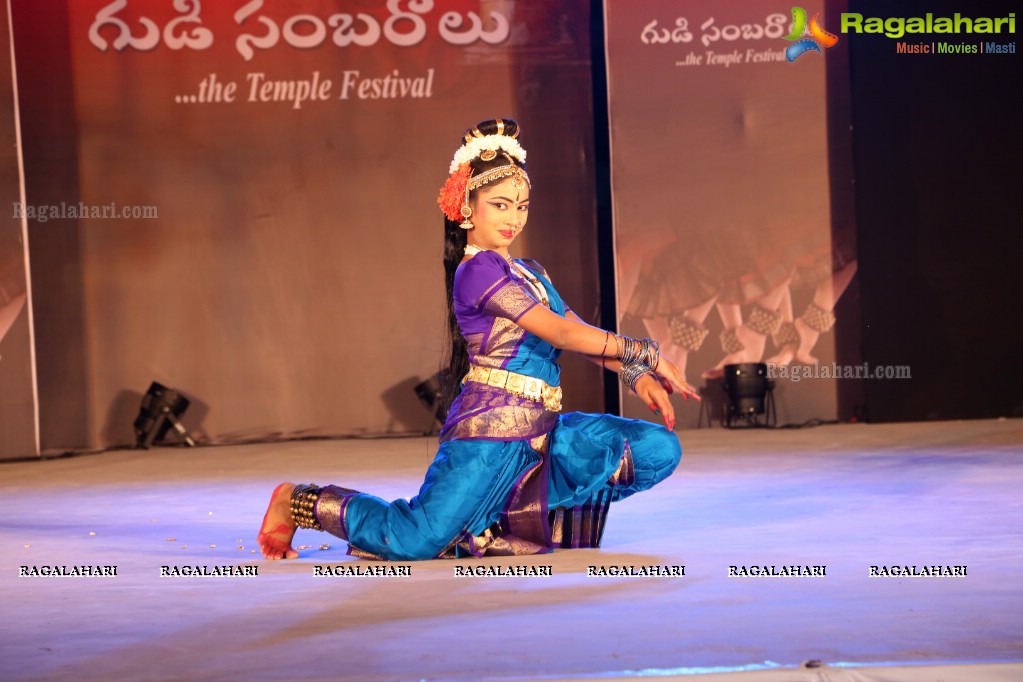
[462,365,563,413]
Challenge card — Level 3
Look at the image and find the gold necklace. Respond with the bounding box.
[512,262,551,308]
[464,245,550,308]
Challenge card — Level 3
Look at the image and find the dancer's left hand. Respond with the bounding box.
[635,374,676,430]
[655,356,701,401]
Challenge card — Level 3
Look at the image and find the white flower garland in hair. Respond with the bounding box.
[449,135,527,174]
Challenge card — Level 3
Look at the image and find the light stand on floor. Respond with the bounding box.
[722,363,775,428]
[133,382,197,448]
[413,370,453,434]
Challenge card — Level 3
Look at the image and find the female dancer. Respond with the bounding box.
[257,119,698,561]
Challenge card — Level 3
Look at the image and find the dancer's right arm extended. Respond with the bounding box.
[516,304,616,358]
[517,305,691,397]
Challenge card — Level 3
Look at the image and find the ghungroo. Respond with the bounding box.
[746,304,783,336]
[719,327,745,354]
[801,302,836,333]
[290,484,323,530]
[668,315,709,352]
[772,321,800,348]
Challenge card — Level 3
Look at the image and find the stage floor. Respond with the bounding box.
[2,419,1022,682]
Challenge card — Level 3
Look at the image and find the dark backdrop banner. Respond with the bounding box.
[13,0,599,452]
[846,0,1021,422]
[1,0,37,459]
[605,0,854,427]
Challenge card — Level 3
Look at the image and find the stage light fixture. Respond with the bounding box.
[133,381,196,448]
[414,370,453,427]
[723,363,775,428]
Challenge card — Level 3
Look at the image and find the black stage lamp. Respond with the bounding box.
[133,382,196,448]
[414,370,453,427]
[723,363,775,428]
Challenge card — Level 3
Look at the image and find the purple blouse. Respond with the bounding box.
[440,250,566,442]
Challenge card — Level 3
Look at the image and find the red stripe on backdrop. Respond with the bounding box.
[1,0,37,458]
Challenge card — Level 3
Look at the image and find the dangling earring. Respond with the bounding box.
[459,204,474,230]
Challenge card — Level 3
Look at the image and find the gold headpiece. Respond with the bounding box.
[467,159,531,194]
[438,124,530,228]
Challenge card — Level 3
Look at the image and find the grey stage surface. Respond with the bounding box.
[2,419,1021,682]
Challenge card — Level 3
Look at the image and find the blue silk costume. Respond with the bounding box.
[313,250,681,560]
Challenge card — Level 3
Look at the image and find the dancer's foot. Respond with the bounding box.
[257,482,299,560]
[766,321,799,367]
[765,328,820,366]
[645,316,703,385]
[793,317,820,365]
[765,345,795,367]
[766,317,824,366]
[663,341,691,384]
[703,324,766,379]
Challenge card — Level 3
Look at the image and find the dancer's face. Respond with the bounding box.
[466,177,529,254]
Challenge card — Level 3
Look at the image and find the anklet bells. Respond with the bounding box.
[290,484,323,530]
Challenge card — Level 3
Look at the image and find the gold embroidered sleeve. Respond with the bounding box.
[480,279,538,321]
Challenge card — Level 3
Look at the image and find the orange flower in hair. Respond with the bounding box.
[438,162,471,221]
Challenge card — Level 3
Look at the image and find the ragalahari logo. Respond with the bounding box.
[784,7,839,61]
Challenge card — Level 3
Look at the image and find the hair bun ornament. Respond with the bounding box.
[464,118,516,144]
[448,134,527,174]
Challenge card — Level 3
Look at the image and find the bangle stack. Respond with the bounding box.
[614,334,660,370]
[611,333,661,394]
[619,362,655,392]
